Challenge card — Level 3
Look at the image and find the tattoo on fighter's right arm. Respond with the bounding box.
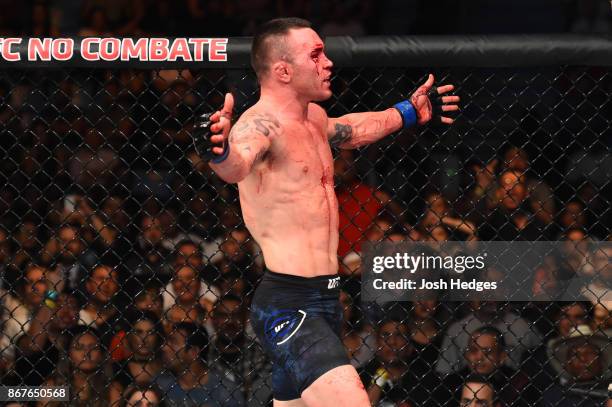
[228,113,277,164]
[210,115,275,183]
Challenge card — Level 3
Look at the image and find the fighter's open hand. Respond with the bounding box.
[210,93,234,155]
[193,93,234,160]
[410,74,460,125]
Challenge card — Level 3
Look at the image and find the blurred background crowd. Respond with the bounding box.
[0,0,611,37]
[0,0,611,406]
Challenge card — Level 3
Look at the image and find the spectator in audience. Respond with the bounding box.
[459,378,498,407]
[110,311,165,405]
[126,214,171,282]
[559,200,588,232]
[164,304,207,338]
[501,145,557,229]
[163,264,219,317]
[439,326,533,406]
[79,264,121,344]
[67,195,132,264]
[78,6,111,36]
[0,263,50,366]
[110,280,164,361]
[543,324,611,406]
[159,322,245,406]
[340,212,396,281]
[456,158,499,226]
[171,239,205,270]
[418,191,478,241]
[336,150,402,258]
[320,0,366,36]
[12,291,80,386]
[209,295,248,384]
[210,228,262,277]
[436,301,541,374]
[0,226,12,286]
[360,319,440,406]
[555,302,592,339]
[29,1,55,36]
[11,217,41,271]
[408,300,448,375]
[45,326,110,406]
[569,0,612,33]
[592,302,612,332]
[341,290,375,369]
[43,223,98,291]
[122,384,165,407]
[522,301,593,397]
[216,268,250,299]
[82,0,145,35]
[577,245,612,307]
[479,170,551,240]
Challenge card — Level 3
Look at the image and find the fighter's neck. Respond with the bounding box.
[259,88,309,121]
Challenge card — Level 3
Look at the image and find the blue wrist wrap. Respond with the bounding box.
[393,100,417,128]
[211,142,230,164]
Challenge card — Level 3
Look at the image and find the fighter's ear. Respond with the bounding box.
[272,61,291,83]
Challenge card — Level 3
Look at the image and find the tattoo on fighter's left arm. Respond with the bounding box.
[329,123,353,148]
[328,108,403,149]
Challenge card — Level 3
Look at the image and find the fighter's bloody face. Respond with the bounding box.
[284,28,333,102]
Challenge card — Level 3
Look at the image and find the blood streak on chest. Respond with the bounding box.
[256,171,263,194]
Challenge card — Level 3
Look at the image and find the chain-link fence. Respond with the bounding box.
[0,36,611,406]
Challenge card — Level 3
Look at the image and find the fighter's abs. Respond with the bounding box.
[239,118,339,276]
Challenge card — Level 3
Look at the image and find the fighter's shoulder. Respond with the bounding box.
[231,107,282,140]
[307,103,329,126]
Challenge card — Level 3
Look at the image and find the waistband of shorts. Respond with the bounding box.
[261,269,341,292]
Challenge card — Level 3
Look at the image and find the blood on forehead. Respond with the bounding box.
[287,27,325,52]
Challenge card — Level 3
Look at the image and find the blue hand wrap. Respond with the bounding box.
[211,142,230,164]
[393,100,417,128]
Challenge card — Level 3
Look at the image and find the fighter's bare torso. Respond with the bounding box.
[236,102,338,277]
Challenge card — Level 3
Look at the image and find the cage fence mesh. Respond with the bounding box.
[0,55,610,407]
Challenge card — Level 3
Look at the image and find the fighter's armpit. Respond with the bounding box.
[228,113,275,165]
[329,123,353,148]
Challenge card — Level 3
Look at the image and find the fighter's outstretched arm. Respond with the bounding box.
[209,113,273,183]
[193,93,272,184]
[328,108,403,149]
[328,74,459,149]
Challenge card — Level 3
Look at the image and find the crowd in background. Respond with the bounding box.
[0,0,611,406]
[0,0,611,38]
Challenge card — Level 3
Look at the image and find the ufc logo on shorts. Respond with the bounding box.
[327,276,340,289]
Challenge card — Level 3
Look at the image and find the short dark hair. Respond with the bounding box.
[460,375,497,399]
[124,309,164,354]
[173,322,210,362]
[66,325,104,352]
[471,326,506,352]
[251,18,312,78]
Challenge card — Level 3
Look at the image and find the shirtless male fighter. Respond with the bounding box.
[193,18,459,407]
